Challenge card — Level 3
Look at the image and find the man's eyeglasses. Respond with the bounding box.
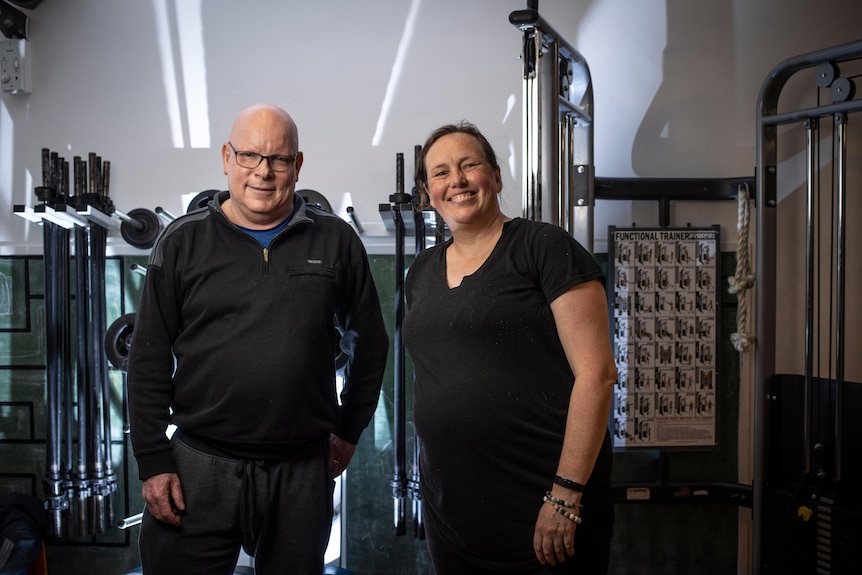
[228,141,297,172]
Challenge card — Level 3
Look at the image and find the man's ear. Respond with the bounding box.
[294,151,305,180]
[222,143,231,175]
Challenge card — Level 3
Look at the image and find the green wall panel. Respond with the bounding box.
[0,254,143,575]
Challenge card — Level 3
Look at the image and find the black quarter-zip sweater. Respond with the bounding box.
[127,191,389,480]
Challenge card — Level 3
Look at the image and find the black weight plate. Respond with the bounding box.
[186,189,222,213]
[298,189,333,212]
[120,208,162,249]
[105,313,136,371]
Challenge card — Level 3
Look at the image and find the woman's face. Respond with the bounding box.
[423,132,502,230]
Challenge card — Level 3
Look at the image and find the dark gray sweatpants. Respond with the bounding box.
[139,437,334,575]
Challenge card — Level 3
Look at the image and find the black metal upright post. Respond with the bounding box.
[98,159,117,528]
[389,153,410,536]
[84,152,117,534]
[58,158,75,539]
[408,144,425,540]
[36,148,72,538]
[72,155,92,536]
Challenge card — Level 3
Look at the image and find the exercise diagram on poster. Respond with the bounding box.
[609,227,720,449]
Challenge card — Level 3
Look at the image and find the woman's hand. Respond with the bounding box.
[533,500,577,565]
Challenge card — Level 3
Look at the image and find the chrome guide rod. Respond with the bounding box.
[558,114,567,228]
[540,37,560,228]
[564,114,574,232]
[803,118,818,476]
[521,26,541,223]
[833,112,847,483]
[410,144,425,540]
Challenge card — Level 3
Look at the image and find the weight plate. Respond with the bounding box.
[298,189,333,212]
[120,208,162,249]
[105,313,136,371]
[187,189,222,213]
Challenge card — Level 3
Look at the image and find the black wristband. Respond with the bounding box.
[554,475,587,492]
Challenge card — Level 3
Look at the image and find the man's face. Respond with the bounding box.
[221,113,303,228]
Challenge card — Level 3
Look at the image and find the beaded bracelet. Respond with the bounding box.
[543,491,582,510]
[544,498,583,524]
[554,474,587,492]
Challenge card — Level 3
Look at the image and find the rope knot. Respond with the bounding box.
[730,184,755,354]
[728,274,756,294]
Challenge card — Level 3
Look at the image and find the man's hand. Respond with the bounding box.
[328,434,356,477]
[142,472,185,525]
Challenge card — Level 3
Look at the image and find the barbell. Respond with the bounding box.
[114,208,162,249]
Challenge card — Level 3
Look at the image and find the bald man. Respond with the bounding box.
[128,104,388,574]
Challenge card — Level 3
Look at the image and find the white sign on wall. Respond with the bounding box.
[608,226,720,449]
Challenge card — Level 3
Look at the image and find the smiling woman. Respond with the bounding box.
[403,121,617,574]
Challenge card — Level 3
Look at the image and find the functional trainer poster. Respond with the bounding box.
[608,226,720,448]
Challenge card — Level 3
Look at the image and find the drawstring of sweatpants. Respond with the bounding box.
[239,459,266,555]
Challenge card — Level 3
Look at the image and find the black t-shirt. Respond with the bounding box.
[403,218,610,570]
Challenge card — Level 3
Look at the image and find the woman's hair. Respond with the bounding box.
[413,121,500,209]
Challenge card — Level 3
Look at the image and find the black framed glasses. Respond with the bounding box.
[228,141,298,172]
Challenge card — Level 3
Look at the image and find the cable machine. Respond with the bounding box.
[510,0,862,570]
[509,1,759,572]
[509,0,595,249]
[754,39,862,575]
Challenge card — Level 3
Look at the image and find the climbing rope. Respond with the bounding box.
[728,183,756,352]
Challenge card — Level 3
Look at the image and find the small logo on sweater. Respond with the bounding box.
[307,259,323,264]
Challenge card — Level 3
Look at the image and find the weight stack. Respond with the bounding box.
[763,374,862,574]
[765,487,861,574]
